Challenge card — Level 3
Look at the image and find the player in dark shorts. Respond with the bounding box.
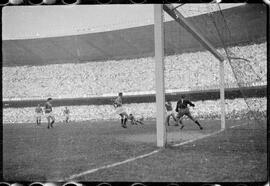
[63,106,70,123]
[165,101,177,126]
[45,98,55,129]
[175,95,203,130]
[35,104,43,125]
[113,92,129,128]
[128,114,144,125]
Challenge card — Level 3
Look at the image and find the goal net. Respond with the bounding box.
[162,4,267,145]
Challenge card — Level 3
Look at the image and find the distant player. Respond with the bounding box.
[113,92,129,128]
[63,106,70,123]
[128,114,144,125]
[165,101,177,126]
[44,98,55,129]
[175,95,203,130]
[35,104,43,125]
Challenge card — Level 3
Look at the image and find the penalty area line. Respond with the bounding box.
[171,129,225,147]
[63,149,161,181]
[63,129,225,181]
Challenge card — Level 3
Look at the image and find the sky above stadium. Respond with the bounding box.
[2,4,243,40]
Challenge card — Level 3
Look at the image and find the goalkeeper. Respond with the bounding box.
[175,95,203,130]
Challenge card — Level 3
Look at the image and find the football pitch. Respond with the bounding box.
[3,119,267,182]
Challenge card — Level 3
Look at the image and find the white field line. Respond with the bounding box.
[63,149,160,181]
[64,127,229,181]
[229,121,251,129]
[63,121,249,181]
[171,129,225,147]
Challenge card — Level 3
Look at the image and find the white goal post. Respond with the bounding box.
[154,4,226,148]
[154,4,166,148]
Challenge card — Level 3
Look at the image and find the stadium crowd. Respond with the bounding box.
[3,42,266,100]
[3,42,267,124]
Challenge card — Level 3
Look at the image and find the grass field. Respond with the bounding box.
[3,119,267,182]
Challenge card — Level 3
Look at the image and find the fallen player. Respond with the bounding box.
[128,114,144,125]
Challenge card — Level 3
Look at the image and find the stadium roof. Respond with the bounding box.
[2,4,266,67]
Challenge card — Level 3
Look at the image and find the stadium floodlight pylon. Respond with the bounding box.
[154,4,226,147]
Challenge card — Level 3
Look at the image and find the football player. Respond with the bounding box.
[165,101,177,126]
[63,106,70,123]
[113,92,129,128]
[128,114,144,125]
[44,98,55,129]
[175,95,203,130]
[35,104,43,125]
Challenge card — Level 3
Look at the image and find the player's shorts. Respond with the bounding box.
[115,106,126,115]
[45,112,54,119]
[64,113,69,118]
[166,110,175,116]
[177,108,190,118]
[35,113,42,118]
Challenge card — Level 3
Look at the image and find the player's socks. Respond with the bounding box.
[124,118,127,125]
[51,120,55,128]
[195,121,203,130]
[179,120,184,129]
[121,118,126,128]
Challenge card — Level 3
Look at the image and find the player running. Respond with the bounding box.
[165,101,177,126]
[113,92,129,128]
[44,98,55,129]
[35,104,43,125]
[63,106,70,123]
[175,95,203,130]
[128,114,144,125]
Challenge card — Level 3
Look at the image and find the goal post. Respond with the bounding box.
[154,4,166,148]
[162,4,226,130]
[154,4,227,147]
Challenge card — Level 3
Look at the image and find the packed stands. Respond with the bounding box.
[2,41,267,124]
[2,42,266,101]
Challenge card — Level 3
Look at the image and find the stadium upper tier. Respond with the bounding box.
[2,42,267,100]
[2,4,266,67]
